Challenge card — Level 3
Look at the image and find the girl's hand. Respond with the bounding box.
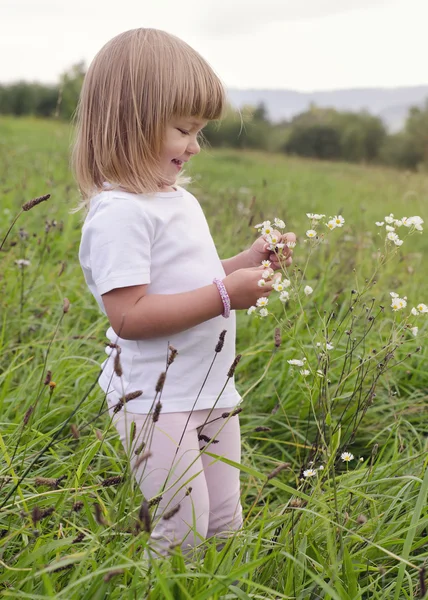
[223,265,275,310]
[247,230,297,270]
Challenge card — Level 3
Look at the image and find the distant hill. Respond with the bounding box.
[227,86,428,132]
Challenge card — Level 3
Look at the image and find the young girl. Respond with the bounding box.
[74,28,295,558]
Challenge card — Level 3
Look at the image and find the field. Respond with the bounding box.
[0,116,427,599]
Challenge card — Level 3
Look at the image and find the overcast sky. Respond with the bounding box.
[1,0,427,91]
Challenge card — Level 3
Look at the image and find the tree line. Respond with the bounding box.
[1,63,428,171]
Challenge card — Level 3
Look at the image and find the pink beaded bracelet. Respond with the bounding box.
[213,278,231,319]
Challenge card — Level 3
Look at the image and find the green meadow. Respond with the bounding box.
[0,116,427,599]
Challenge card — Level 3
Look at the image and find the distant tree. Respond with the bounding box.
[58,62,86,119]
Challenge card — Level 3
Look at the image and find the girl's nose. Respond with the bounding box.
[187,137,201,156]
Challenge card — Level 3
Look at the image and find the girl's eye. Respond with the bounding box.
[177,128,189,135]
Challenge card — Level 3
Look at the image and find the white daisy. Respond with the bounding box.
[391,297,407,311]
[259,308,269,318]
[256,297,269,307]
[306,229,317,238]
[300,369,310,377]
[247,306,256,315]
[279,291,290,303]
[326,220,336,230]
[287,358,307,367]
[341,452,354,462]
[375,221,384,226]
[410,326,418,336]
[258,279,266,288]
[304,285,313,296]
[303,468,317,478]
[332,215,345,227]
[417,303,428,314]
[273,217,285,229]
[261,260,271,268]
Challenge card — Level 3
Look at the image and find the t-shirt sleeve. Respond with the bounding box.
[83,197,154,296]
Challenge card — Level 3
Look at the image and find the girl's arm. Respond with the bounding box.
[102,284,224,340]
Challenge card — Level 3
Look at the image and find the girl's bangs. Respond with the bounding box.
[172,64,225,121]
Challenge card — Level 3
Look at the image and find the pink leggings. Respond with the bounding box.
[108,405,243,557]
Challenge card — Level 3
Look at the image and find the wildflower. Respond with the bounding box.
[287,240,297,248]
[262,224,274,236]
[247,306,256,315]
[318,465,324,471]
[384,213,395,224]
[316,369,324,377]
[273,217,285,229]
[375,221,384,226]
[261,260,271,268]
[326,220,336,230]
[304,285,313,296]
[259,308,269,317]
[288,358,306,367]
[256,297,269,307]
[394,219,403,227]
[275,243,285,249]
[391,297,407,311]
[359,457,364,462]
[410,327,418,336]
[282,279,291,288]
[417,303,428,314]
[279,291,290,302]
[258,279,266,287]
[266,233,280,246]
[300,369,310,377]
[261,269,271,279]
[273,281,286,292]
[341,452,354,462]
[326,343,334,350]
[307,213,325,220]
[306,229,317,238]
[332,215,345,227]
[303,468,317,478]
[406,216,424,231]
[387,232,399,242]
[394,238,403,246]
[390,292,399,298]
[15,259,31,268]
[385,225,395,232]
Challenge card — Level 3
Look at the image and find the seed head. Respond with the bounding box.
[163,504,180,520]
[72,532,85,544]
[152,401,162,422]
[167,345,178,365]
[22,193,50,212]
[23,405,34,426]
[222,407,243,418]
[63,298,70,313]
[227,354,242,378]
[134,440,146,455]
[101,475,124,487]
[121,390,143,403]
[215,330,227,353]
[137,500,151,533]
[255,426,271,432]
[274,328,281,348]
[43,371,52,385]
[148,495,162,508]
[155,372,166,393]
[94,502,107,526]
[72,501,84,513]
[114,353,123,377]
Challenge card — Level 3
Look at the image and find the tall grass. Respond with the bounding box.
[0,116,427,598]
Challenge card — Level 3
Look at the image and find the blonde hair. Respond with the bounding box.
[72,28,225,203]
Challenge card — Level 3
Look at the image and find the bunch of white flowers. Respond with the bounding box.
[254,218,287,251]
[305,213,345,238]
[376,214,424,246]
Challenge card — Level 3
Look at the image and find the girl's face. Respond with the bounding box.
[159,117,207,191]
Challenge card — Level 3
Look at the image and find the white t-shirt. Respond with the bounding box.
[79,186,242,414]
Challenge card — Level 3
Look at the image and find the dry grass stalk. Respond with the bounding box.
[137,500,151,533]
[63,298,70,313]
[155,372,166,393]
[152,401,162,422]
[70,424,80,439]
[94,502,107,526]
[267,462,291,480]
[167,345,178,365]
